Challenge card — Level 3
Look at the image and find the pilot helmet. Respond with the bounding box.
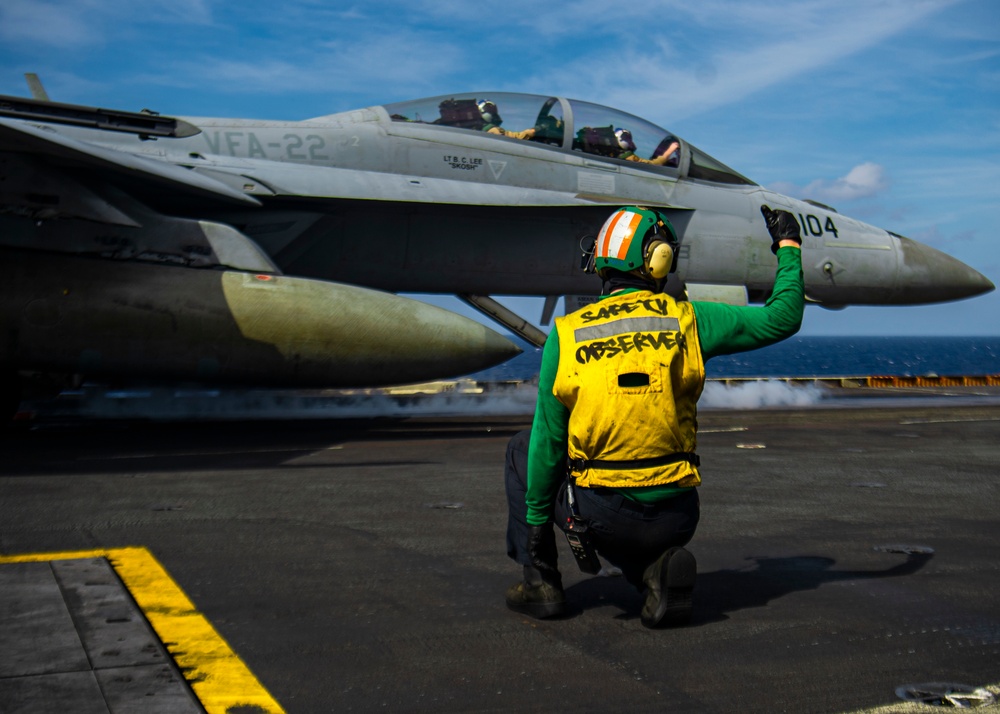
[614,128,636,152]
[477,100,502,126]
[594,206,678,281]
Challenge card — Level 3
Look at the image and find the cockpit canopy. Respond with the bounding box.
[383,92,754,186]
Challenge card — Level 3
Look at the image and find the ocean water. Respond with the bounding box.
[704,336,1000,379]
[473,336,1000,382]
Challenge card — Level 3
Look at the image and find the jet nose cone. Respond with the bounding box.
[895,235,995,303]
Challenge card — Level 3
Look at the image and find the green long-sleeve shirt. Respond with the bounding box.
[525,246,805,525]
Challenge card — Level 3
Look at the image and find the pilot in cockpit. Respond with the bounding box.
[615,128,679,166]
[478,100,537,140]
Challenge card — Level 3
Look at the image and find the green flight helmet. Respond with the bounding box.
[593,206,678,280]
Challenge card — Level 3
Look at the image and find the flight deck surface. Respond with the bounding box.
[2,398,999,713]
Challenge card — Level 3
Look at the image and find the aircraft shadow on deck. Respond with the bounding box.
[0,418,529,476]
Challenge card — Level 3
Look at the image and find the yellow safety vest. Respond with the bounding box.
[553,291,705,489]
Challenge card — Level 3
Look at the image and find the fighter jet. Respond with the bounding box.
[0,82,993,415]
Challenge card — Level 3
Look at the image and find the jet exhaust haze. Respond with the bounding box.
[29,380,825,421]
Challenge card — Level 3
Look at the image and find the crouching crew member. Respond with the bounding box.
[504,204,805,627]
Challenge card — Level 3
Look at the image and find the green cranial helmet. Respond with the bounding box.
[593,206,678,280]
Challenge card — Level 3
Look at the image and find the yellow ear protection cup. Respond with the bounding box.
[642,217,679,279]
[644,240,674,279]
[593,206,679,280]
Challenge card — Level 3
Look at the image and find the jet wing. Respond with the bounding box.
[0,118,260,207]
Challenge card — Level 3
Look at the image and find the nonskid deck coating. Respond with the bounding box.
[2,401,999,712]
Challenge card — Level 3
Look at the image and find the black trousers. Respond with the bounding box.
[504,429,700,588]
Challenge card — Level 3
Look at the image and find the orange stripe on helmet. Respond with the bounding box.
[616,212,643,260]
[599,210,627,260]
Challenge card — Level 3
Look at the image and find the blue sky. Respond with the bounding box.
[1,0,997,336]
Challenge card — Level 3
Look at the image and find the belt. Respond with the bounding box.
[581,485,697,515]
[568,452,700,472]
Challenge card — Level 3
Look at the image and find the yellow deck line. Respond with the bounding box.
[0,547,285,714]
[5,549,995,713]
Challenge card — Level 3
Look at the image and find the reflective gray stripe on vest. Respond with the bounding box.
[574,316,680,343]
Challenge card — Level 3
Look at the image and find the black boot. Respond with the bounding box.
[505,564,566,619]
[506,523,567,619]
[641,547,696,628]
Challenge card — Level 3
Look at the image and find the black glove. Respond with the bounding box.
[761,205,802,254]
[526,523,560,583]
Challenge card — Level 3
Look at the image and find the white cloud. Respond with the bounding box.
[34,1,940,108]
[2,0,959,123]
[768,163,891,202]
[530,0,959,123]
[801,162,891,202]
[0,0,213,48]
[132,27,465,103]
[136,58,303,91]
[0,0,97,46]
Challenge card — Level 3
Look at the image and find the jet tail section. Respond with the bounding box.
[24,73,50,101]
